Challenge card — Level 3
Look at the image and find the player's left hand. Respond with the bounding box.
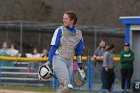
[77,63,86,80]
[77,63,83,70]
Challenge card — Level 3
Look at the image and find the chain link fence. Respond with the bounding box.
[0,21,125,92]
[0,21,124,55]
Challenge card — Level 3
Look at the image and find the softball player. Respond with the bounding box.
[45,11,85,93]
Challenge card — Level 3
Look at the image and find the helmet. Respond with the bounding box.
[38,65,54,80]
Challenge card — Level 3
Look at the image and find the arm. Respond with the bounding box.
[48,45,58,64]
[93,48,103,61]
[120,51,125,63]
[126,52,134,63]
[93,49,98,66]
[75,38,85,69]
[103,52,109,68]
[75,38,86,80]
[120,51,134,63]
[96,56,104,61]
[103,52,109,71]
[46,28,62,65]
[131,52,134,62]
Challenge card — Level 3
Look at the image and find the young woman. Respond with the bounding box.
[45,11,85,93]
[103,44,116,93]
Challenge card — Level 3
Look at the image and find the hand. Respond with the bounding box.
[94,58,97,67]
[105,67,108,72]
[77,63,83,70]
[114,67,118,72]
[121,62,124,64]
[96,56,103,61]
[44,61,51,67]
[43,61,53,72]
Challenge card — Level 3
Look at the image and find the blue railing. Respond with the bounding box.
[0,56,121,92]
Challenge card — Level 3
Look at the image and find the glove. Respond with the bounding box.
[77,63,86,79]
[77,63,86,86]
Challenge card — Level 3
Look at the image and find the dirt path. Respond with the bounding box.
[0,90,54,93]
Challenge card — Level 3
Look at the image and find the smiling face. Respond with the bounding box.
[63,14,74,27]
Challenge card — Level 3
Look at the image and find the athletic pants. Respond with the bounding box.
[53,55,73,85]
[103,67,115,92]
[121,68,133,89]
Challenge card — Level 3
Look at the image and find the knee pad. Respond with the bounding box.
[67,84,73,89]
[62,84,73,93]
[57,84,73,93]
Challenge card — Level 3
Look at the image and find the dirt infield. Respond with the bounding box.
[0,90,54,93]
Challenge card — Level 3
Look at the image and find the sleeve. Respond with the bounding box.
[94,48,99,56]
[127,52,134,63]
[75,38,85,56]
[131,52,134,62]
[103,52,109,67]
[120,51,134,63]
[50,28,62,47]
[48,45,58,64]
[48,27,62,63]
[120,51,124,63]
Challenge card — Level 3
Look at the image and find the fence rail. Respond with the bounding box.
[0,56,122,92]
[0,56,120,61]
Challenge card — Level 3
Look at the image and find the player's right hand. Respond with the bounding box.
[105,67,108,72]
[44,61,53,71]
[77,63,83,70]
[44,61,51,66]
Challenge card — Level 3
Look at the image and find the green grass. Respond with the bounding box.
[0,85,55,92]
[0,85,104,93]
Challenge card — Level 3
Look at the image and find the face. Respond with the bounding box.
[110,47,115,52]
[124,46,129,51]
[11,44,14,49]
[43,49,48,54]
[3,43,7,48]
[112,48,115,52]
[99,41,105,48]
[33,49,38,54]
[63,14,74,27]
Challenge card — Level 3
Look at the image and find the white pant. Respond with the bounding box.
[53,55,73,85]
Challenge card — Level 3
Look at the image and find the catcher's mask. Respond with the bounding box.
[38,65,57,80]
[74,68,86,87]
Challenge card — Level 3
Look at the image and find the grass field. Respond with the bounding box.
[0,85,54,92]
[0,85,106,93]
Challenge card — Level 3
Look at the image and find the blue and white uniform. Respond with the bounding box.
[48,26,84,63]
[48,26,84,89]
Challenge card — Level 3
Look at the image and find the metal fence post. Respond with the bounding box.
[94,26,97,50]
[52,78,58,89]
[52,78,56,88]
[20,20,23,54]
[0,61,1,83]
[90,57,93,91]
[87,56,93,91]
